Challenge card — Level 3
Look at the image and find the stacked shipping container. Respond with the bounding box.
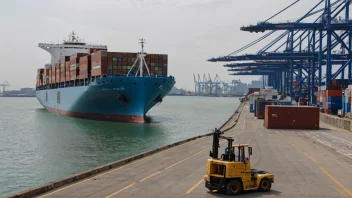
[60,56,70,83]
[91,51,168,77]
[316,79,352,115]
[43,68,50,85]
[79,55,91,79]
[37,51,169,88]
[65,61,70,81]
[254,100,291,119]
[343,87,352,113]
[69,53,87,81]
[55,63,60,83]
[36,69,44,87]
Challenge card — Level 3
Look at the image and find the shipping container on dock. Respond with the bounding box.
[317,81,347,115]
[343,87,352,113]
[248,88,260,95]
[254,99,264,118]
[249,92,265,113]
[264,106,319,129]
[255,100,291,119]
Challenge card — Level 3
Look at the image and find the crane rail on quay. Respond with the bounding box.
[209,0,352,113]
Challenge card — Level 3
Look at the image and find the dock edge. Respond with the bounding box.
[5,102,245,198]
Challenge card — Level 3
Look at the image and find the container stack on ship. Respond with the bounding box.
[36,32,175,123]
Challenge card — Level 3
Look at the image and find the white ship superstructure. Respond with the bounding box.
[38,31,107,66]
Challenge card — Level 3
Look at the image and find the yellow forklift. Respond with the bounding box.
[204,129,274,195]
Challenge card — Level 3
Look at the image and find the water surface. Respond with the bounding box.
[0,96,239,196]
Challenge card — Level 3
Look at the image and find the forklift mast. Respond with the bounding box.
[210,128,221,159]
[209,128,234,160]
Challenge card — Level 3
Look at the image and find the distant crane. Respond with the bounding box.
[193,74,241,96]
[0,81,10,93]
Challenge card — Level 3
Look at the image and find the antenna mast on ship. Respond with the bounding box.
[127,38,151,77]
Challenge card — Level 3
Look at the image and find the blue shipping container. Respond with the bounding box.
[250,104,254,112]
[327,102,342,109]
[327,96,342,103]
[343,103,351,113]
[276,101,292,105]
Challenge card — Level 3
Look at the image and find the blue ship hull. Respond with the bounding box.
[36,75,175,123]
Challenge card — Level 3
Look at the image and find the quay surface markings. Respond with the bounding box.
[104,148,208,198]
[105,134,245,198]
[185,179,204,195]
[185,117,248,195]
[37,136,209,198]
[290,143,352,196]
[329,186,347,198]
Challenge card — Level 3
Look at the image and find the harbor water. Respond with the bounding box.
[0,96,240,196]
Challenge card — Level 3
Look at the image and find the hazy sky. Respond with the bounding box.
[0,0,319,90]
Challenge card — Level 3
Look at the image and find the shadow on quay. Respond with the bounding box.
[206,189,282,197]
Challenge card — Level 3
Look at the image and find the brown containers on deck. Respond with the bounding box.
[55,63,60,83]
[36,69,44,87]
[79,55,91,79]
[264,106,319,130]
[65,61,70,81]
[91,50,108,76]
[51,66,56,84]
[90,51,168,77]
[70,53,87,80]
[88,48,107,54]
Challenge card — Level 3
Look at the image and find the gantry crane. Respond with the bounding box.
[208,0,352,104]
[0,81,10,94]
[193,74,243,96]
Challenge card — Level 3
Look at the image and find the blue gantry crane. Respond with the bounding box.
[208,0,352,104]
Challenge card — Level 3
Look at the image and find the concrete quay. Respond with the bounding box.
[6,102,352,198]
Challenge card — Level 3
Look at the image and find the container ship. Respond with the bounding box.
[35,32,175,123]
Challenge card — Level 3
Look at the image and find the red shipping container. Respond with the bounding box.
[325,90,342,97]
[264,106,319,129]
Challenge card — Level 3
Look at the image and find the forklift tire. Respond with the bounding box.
[259,178,271,192]
[226,180,242,195]
[207,187,214,192]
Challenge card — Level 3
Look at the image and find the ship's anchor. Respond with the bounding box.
[155,95,163,106]
[117,94,128,110]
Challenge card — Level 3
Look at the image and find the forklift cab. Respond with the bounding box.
[222,144,252,163]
